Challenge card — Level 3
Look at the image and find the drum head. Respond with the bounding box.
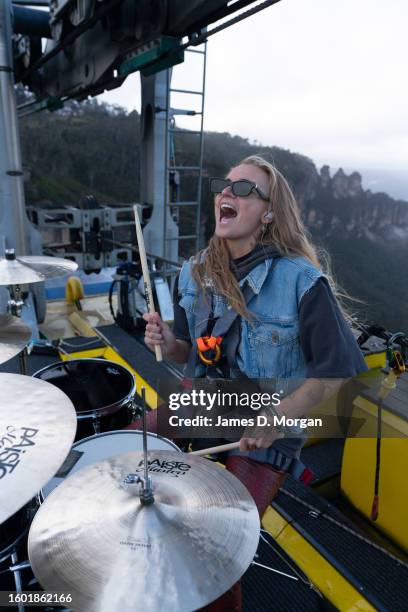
[42,430,180,499]
[33,359,135,419]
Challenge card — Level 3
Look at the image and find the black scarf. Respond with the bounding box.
[230,244,281,282]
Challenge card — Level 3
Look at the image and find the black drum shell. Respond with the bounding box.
[0,503,36,563]
[33,359,136,440]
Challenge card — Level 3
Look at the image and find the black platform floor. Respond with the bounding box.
[300,439,345,484]
[242,535,334,612]
[274,477,408,612]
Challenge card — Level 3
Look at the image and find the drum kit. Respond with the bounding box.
[0,250,260,611]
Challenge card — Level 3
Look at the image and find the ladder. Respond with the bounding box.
[163,42,207,260]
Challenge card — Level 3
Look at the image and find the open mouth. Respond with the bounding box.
[220,203,238,221]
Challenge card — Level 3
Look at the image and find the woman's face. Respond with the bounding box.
[214,164,270,256]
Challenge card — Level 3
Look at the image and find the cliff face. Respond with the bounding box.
[302,165,408,242]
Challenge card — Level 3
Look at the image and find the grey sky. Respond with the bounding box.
[99,0,408,196]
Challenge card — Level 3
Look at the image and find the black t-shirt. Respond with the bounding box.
[172,251,367,378]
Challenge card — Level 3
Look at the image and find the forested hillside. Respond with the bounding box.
[19,99,408,333]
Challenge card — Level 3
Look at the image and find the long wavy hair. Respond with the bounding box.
[192,155,326,319]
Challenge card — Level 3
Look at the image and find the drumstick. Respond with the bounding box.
[190,441,240,456]
[133,205,163,362]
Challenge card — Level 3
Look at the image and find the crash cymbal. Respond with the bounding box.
[28,451,260,612]
[0,314,31,364]
[0,373,77,523]
[0,250,78,285]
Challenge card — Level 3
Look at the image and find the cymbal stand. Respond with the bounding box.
[124,386,154,505]
[10,552,26,612]
[7,284,24,317]
[7,283,28,375]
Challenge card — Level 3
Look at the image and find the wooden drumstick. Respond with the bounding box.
[133,205,163,362]
[190,441,240,456]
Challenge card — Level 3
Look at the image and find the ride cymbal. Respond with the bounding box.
[0,373,77,523]
[0,314,31,364]
[28,450,260,612]
[0,250,78,285]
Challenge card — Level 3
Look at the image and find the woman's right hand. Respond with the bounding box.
[143,312,178,358]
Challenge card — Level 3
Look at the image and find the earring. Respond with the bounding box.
[263,211,273,221]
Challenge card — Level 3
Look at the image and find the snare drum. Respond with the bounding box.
[33,359,136,440]
[41,430,180,499]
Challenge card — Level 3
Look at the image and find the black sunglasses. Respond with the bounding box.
[210,178,269,201]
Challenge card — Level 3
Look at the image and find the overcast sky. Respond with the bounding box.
[99,0,408,196]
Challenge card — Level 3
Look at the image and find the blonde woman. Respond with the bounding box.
[140,155,367,611]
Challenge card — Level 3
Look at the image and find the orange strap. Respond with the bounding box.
[196,335,223,365]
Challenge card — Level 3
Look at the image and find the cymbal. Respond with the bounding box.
[0,373,77,523]
[0,314,31,364]
[28,451,260,612]
[0,252,78,285]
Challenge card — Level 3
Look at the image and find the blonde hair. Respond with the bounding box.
[192,155,326,318]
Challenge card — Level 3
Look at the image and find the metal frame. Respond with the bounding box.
[164,42,207,256]
[27,204,138,271]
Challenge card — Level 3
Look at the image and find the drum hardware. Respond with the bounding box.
[0,373,77,524]
[0,498,40,612]
[10,552,25,612]
[8,560,32,572]
[92,416,101,435]
[0,314,31,366]
[6,283,25,318]
[123,387,154,505]
[0,248,78,373]
[251,559,299,581]
[5,285,30,374]
[128,396,143,423]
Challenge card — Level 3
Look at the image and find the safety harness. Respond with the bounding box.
[184,282,256,379]
[183,262,314,485]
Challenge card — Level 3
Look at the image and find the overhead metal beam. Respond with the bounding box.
[14,0,281,102]
[12,0,49,6]
[12,5,51,38]
[13,0,50,7]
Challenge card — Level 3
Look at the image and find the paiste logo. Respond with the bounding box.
[0,425,39,479]
[136,458,191,478]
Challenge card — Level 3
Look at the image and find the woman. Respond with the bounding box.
[141,155,367,611]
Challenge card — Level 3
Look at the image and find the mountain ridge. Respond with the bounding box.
[18,98,408,332]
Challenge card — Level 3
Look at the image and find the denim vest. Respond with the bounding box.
[178,254,323,388]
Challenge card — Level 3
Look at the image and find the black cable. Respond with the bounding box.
[179,0,282,50]
[371,398,383,521]
[108,279,118,323]
[121,276,130,326]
